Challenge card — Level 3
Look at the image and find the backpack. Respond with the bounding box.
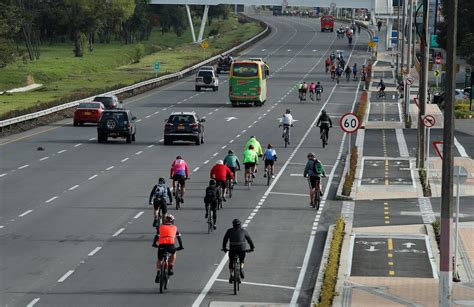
[205,187,218,203]
[154,185,166,200]
[314,160,324,175]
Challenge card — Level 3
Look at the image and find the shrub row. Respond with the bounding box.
[432,217,441,247]
[356,91,368,124]
[315,217,346,307]
[342,146,358,196]
[419,169,432,197]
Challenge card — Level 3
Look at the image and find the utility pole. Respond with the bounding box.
[404,0,413,123]
[412,0,418,68]
[440,0,457,304]
[401,0,407,75]
[396,0,401,79]
[417,0,429,169]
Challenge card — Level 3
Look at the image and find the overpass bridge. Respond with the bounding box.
[150,0,395,48]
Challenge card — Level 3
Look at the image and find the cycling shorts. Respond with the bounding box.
[158,244,176,260]
[153,198,168,215]
[228,250,246,269]
[216,179,226,190]
[309,88,315,93]
[173,174,186,186]
[244,162,256,171]
[264,160,275,167]
[308,176,321,189]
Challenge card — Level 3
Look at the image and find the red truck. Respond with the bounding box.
[320,15,335,32]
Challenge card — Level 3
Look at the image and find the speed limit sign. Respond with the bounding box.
[340,112,361,133]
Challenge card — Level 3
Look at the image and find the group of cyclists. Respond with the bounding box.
[297,81,324,102]
[325,51,365,84]
[336,24,358,44]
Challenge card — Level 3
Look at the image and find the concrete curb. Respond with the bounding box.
[335,154,353,201]
[310,224,336,306]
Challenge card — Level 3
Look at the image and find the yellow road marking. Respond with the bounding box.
[388,239,393,250]
[388,262,394,266]
[385,221,390,224]
[384,211,389,215]
[388,253,393,257]
[389,270,395,276]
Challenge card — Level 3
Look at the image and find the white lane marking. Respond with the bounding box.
[74,143,82,147]
[204,160,210,164]
[135,151,143,155]
[154,111,160,114]
[148,144,154,148]
[229,140,234,143]
[290,174,303,176]
[269,191,308,197]
[88,246,102,256]
[26,298,40,307]
[0,225,4,229]
[0,173,6,177]
[212,152,218,157]
[136,119,142,122]
[39,156,49,161]
[19,210,33,217]
[193,167,200,172]
[112,228,125,237]
[121,158,129,163]
[163,107,168,111]
[145,115,151,118]
[134,211,144,219]
[57,270,74,282]
[248,125,252,128]
[106,166,114,171]
[88,174,98,180]
[454,137,468,158]
[395,129,409,157]
[18,164,29,169]
[57,149,66,154]
[68,185,79,191]
[236,134,241,138]
[215,279,296,290]
[221,145,227,149]
[45,196,58,203]
[242,129,247,133]
[159,139,164,142]
[89,137,96,141]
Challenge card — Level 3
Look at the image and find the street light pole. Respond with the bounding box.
[401,0,407,75]
[417,0,429,169]
[404,0,413,124]
[396,0,401,79]
[440,0,458,304]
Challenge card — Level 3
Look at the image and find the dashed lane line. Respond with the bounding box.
[105,166,114,171]
[74,143,82,147]
[68,185,79,191]
[18,164,29,169]
[112,228,125,237]
[121,158,129,163]
[19,210,33,217]
[0,173,6,178]
[45,196,58,203]
[26,298,40,307]
[57,149,66,154]
[133,211,144,219]
[57,270,74,283]
[88,247,102,257]
[88,174,98,180]
[39,156,49,161]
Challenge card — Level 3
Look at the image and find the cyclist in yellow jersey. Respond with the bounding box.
[243,145,259,183]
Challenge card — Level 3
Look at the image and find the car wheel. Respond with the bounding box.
[195,135,201,145]
[195,86,200,91]
[164,137,172,145]
[74,121,78,126]
[132,133,136,142]
[201,135,204,144]
[126,135,132,143]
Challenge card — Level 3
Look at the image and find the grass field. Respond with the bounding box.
[0,17,263,118]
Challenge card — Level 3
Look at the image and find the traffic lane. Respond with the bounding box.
[454,130,474,158]
[353,199,423,228]
[430,196,474,223]
[367,103,400,122]
[403,128,464,158]
[360,159,412,185]
[362,129,403,157]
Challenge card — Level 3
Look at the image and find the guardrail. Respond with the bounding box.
[0,19,269,130]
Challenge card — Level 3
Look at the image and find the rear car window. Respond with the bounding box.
[168,115,196,125]
[102,112,127,121]
[94,97,114,105]
[78,102,101,109]
[197,70,213,77]
[232,63,259,77]
[322,17,334,22]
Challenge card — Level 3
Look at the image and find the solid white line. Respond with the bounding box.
[19,210,33,217]
[57,270,74,282]
[74,143,82,147]
[0,173,6,177]
[88,246,102,256]
[135,151,143,155]
[134,211,144,219]
[106,166,114,171]
[269,191,308,197]
[45,196,58,203]
[68,185,79,191]
[215,279,296,290]
[121,158,129,163]
[454,137,468,158]
[57,149,66,154]
[88,174,98,180]
[18,164,29,169]
[112,228,125,237]
[39,156,49,161]
[396,129,409,157]
[26,298,40,307]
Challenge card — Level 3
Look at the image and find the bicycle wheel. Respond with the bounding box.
[322,132,327,148]
[159,259,167,293]
[233,260,239,295]
[208,214,213,234]
[266,167,271,186]
[228,179,233,199]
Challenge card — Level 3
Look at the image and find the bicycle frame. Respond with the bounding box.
[159,252,171,293]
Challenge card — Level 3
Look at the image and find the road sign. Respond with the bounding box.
[340,112,361,134]
[368,41,376,48]
[282,0,288,6]
[200,41,208,49]
[154,62,160,73]
[433,141,443,159]
[406,76,414,85]
[434,70,440,77]
[330,1,336,9]
[422,115,436,128]
[373,36,379,43]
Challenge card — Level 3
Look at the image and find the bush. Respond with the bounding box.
[342,146,358,196]
[129,43,145,64]
[455,102,473,118]
[432,217,441,247]
[355,91,368,123]
[315,217,346,307]
[209,29,219,36]
[419,169,432,197]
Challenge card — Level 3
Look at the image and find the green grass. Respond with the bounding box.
[0,17,262,118]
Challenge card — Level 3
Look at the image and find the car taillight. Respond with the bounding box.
[165,123,173,128]
[190,123,199,129]
[229,86,233,95]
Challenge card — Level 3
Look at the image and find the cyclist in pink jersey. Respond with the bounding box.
[170,155,189,197]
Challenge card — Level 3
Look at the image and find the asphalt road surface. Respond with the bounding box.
[0,16,371,307]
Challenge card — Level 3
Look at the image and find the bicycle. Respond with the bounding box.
[174,178,186,210]
[319,126,329,147]
[265,164,273,186]
[226,176,234,199]
[207,207,214,234]
[245,170,254,190]
[336,74,340,84]
[158,251,171,293]
[299,91,306,103]
[216,184,223,210]
[312,178,322,210]
[346,73,351,82]
[377,90,386,99]
[309,90,314,102]
[222,249,253,295]
[283,125,290,147]
[330,71,335,81]
[316,90,322,102]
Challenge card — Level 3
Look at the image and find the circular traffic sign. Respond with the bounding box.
[422,115,436,128]
[435,58,441,65]
[406,77,414,85]
[339,112,361,134]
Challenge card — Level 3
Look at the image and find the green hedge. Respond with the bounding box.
[342,146,358,196]
[315,217,346,307]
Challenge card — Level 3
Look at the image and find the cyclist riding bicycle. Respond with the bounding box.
[330,65,336,80]
[204,179,219,230]
[170,155,189,199]
[309,82,316,100]
[303,153,326,207]
[335,66,343,82]
[243,145,259,184]
[329,51,336,63]
[298,81,308,100]
[149,177,173,227]
[377,79,386,97]
[325,57,331,72]
[222,219,255,282]
[344,66,352,81]
[153,214,184,282]
[316,109,333,145]
[279,108,294,143]
[263,144,277,179]
[245,136,263,175]
[223,150,241,184]
[352,63,358,80]
[210,160,234,202]
[315,82,323,100]
[361,65,367,81]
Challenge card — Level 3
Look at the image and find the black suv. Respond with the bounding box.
[93,95,123,110]
[97,110,136,143]
[164,112,205,145]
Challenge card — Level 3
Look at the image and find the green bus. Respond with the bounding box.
[229,60,269,107]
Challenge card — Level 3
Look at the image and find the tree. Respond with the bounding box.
[0,2,23,66]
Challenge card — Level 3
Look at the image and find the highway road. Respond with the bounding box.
[0,16,371,306]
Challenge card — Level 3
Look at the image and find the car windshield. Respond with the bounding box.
[102,112,126,121]
[198,70,213,77]
[232,63,259,77]
[169,115,196,125]
[78,102,101,109]
[322,16,333,22]
[93,96,114,106]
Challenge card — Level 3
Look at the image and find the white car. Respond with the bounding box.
[195,68,218,91]
[455,89,468,101]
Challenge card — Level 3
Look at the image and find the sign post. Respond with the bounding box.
[200,40,208,59]
[154,62,161,77]
[340,113,361,175]
[422,115,436,184]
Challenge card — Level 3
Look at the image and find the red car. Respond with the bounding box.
[321,15,335,32]
[73,102,105,126]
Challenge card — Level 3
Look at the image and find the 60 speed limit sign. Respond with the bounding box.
[339,112,361,133]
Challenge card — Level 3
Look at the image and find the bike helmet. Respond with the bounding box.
[321,109,327,114]
[232,218,242,228]
[176,155,182,160]
[248,144,254,150]
[165,214,175,223]
[228,149,234,154]
[250,136,255,139]
[217,160,224,165]
[317,81,320,85]
[307,152,315,158]
[158,177,165,184]
[286,108,291,114]
[209,179,216,186]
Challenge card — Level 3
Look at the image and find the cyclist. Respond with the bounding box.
[330,64,336,80]
[352,63,358,80]
[223,150,241,184]
[298,81,308,101]
[377,79,386,97]
[335,66,343,83]
[243,144,259,184]
[210,160,234,202]
[325,57,331,73]
[148,177,173,227]
[309,82,316,101]
[303,153,326,207]
[361,65,367,81]
[153,214,184,282]
[263,144,277,179]
[204,179,218,230]
[397,80,404,98]
[245,136,263,158]
[329,51,336,63]
[169,155,189,199]
[279,108,294,143]
[316,109,333,145]
[315,82,324,100]
[222,219,255,282]
[344,66,352,81]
